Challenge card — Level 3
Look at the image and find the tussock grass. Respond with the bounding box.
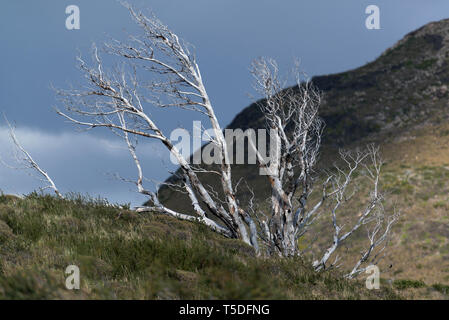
[0,193,397,300]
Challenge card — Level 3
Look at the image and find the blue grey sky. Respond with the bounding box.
[1,1,448,206]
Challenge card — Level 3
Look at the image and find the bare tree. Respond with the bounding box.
[52,3,397,274]
[56,4,258,249]
[308,147,400,277]
[249,60,399,274]
[1,116,63,199]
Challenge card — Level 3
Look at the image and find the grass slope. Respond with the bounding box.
[0,194,398,300]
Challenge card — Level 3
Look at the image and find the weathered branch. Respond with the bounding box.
[2,116,63,199]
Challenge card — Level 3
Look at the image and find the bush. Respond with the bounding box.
[393,279,426,290]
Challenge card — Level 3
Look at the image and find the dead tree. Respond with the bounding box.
[56,4,258,249]
[53,3,397,274]
[1,116,63,199]
[250,60,399,273]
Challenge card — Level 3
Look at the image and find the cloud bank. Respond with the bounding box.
[0,126,172,206]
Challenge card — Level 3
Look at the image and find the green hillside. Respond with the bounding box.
[0,194,398,299]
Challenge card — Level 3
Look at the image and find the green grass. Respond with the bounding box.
[415,58,437,70]
[393,279,426,290]
[0,193,398,300]
[431,283,449,295]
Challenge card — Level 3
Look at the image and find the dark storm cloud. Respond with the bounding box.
[1,0,448,205]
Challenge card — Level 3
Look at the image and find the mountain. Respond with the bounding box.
[158,18,449,298]
[230,19,449,144]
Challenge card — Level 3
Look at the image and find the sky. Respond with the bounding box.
[1,0,448,206]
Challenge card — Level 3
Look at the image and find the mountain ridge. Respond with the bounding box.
[160,16,449,203]
[227,17,449,146]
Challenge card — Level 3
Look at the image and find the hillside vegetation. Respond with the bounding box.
[0,194,399,299]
